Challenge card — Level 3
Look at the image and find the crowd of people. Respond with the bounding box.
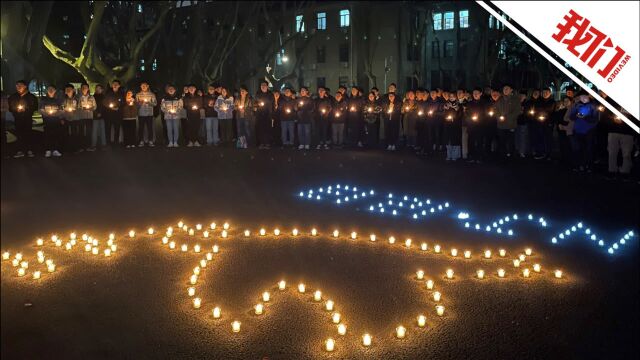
[2,79,637,179]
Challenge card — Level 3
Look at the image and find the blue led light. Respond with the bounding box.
[590,234,597,240]
[316,195,321,200]
[337,184,341,189]
[475,224,480,230]
[430,208,435,213]
[421,210,427,216]
[319,188,324,192]
[380,208,385,213]
[438,205,443,210]
[345,185,349,190]
[457,212,469,220]
[336,191,340,196]
[571,226,576,232]
[392,210,398,216]
[410,204,415,209]
[565,230,571,235]
[613,243,619,249]
[513,214,518,220]
[552,238,558,244]
[485,226,491,232]
[398,202,403,207]
[465,222,470,228]
[336,199,341,204]
[412,213,418,219]
[508,230,514,236]
[369,206,374,211]
[608,248,614,254]
[403,196,408,201]
[598,240,604,246]
[445,202,450,208]
[585,228,591,234]
[528,214,533,220]
[299,192,304,197]
[388,193,393,198]
[497,228,502,234]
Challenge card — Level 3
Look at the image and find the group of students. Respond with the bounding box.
[2,79,637,178]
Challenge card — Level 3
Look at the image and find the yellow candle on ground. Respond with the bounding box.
[351,231,357,239]
[260,228,266,236]
[129,230,135,238]
[194,245,201,253]
[484,250,492,259]
[363,334,372,346]
[417,315,426,327]
[464,250,471,259]
[416,270,424,280]
[188,228,195,236]
[104,249,112,257]
[262,292,270,302]
[451,248,458,257]
[523,268,530,278]
[18,268,26,277]
[213,245,219,253]
[193,267,200,275]
[210,222,216,229]
[188,287,195,296]
[426,280,434,289]
[554,270,563,278]
[274,228,280,236]
[3,251,12,260]
[405,239,412,248]
[370,234,377,242]
[292,228,299,236]
[332,312,341,324]
[193,298,201,309]
[278,280,286,290]
[203,231,209,238]
[36,238,44,246]
[519,254,526,262]
[434,245,441,253]
[311,228,318,236]
[181,244,188,252]
[513,259,520,267]
[255,303,264,315]
[196,224,202,231]
[446,269,454,279]
[244,230,250,237]
[326,300,334,311]
[396,326,406,338]
[338,323,347,335]
[190,275,197,284]
[389,236,396,244]
[169,241,176,249]
[499,249,506,257]
[498,268,506,278]
[212,307,221,318]
[206,253,213,261]
[421,243,427,251]
[91,247,99,255]
[326,338,335,351]
[477,269,485,279]
[47,264,56,272]
[533,264,541,272]
[147,227,154,235]
[433,291,441,302]
[232,321,241,332]
[223,222,230,230]
[221,230,228,238]
[298,283,306,293]
[33,271,41,279]
[525,248,533,256]
[200,259,207,268]
[333,230,339,238]
[314,290,322,301]
[436,305,445,316]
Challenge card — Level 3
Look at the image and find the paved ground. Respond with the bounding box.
[1,147,638,359]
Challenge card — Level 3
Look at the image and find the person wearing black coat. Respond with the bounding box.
[531,88,556,159]
[254,81,274,149]
[182,85,203,147]
[363,92,382,147]
[442,93,463,160]
[315,87,333,149]
[8,80,38,157]
[331,92,348,147]
[102,80,125,146]
[382,92,402,150]
[464,89,489,162]
[346,86,365,147]
[279,88,296,147]
[295,87,315,150]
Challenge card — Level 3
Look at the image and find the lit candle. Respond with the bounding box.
[255,303,264,315]
[84,244,91,252]
[416,270,424,280]
[362,333,372,346]
[405,239,412,248]
[200,259,207,268]
[523,268,530,278]
[325,338,335,352]
[389,236,396,244]
[464,250,471,259]
[36,238,44,246]
[446,269,454,279]
[450,248,458,257]
[262,292,271,302]
[499,249,506,257]
[298,283,306,293]
[47,263,56,272]
[513,259,520,267]
[326,300,334,311]
[311,228,318,236]
[497,268,505,278]
[104,249,112,257]
[274,228,281,236]
[20,261,28,269]
[426,279,434,289]
[193,297,201,309]
[194,244,201,253]
[433,291,441,302]
[260,228,266,236]
[188,228,195,236]
[196,224,202,231]
[554,270,563,279]
[206,253,213,261]
[203,231,209,238]
[278,280,286,290]
[436,305,445,316]
[314,290,322,301]
[533,264,541,272]
[434,245,441,253]
[33,271,41,279]
[181,244,188,252]
[484,250,492,259]
[370,234,377,242]
[421,243,427,251]
[182,225,188,231]
[17,268,26,277]
[338,323,347,335]
[518,254,526,262]
[232,321,241,332]
[477,269,485,279]
[292,228,299,236]
[332,312,341,324]
[210,222,216,229]
[223,222,230,230]
[192,105,198,110]
[333,230,339,238]
[396,325,406,338]
[129,230,135,238]
[350,231,357,240]
[169,241,176,249]
[417,315,426,327]
[109,233,115,241]
[190,275,197,285]
[147,227,154,235]
[221,230,228,238]
[193,267,200,275]
[188,287,195,296]
[111,244,117,252]
[525,248,532,256]
[91,247,99,255]
[213,307,221,318]
[2,252,10,260]
[15,253,23,261]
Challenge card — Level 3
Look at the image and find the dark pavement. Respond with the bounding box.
[1,147,638,359]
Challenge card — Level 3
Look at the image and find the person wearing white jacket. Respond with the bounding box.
[160,85,183,147]
[136,81,157,147]
[214,87,234,143]
[76,83,96,151]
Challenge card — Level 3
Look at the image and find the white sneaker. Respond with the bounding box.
[167,143,173,148]
[357,141,363,147]
[324,144,330,149]
[391,145,396,151]
[386,145,391,150]
[148,142,154,147]
[13,151,25,158]
[173,142,179,147]
[187,142,194,147]
[194,142,201,147]
[298,145,304,150]
[45,151,52,158]
[305,145,310,150]
[138,141,145,147]
[316,144,322,150]
[52,150,62,157]
[27,151,35,157]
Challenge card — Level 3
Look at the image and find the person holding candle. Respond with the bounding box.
[254,80,274,149]
[103,80,125,146]
[122,90,138,148]
[531,88,556,160]
[40,85,64,158]
[495,84,521,159]
[363,91,382,147]
[382,92,402,151]
[442,91,463,161]
[203,84,220,146]
[464,88,488,162]
[314,87,333,150]
[414,89,428,155]
[424,90,444,156]
[296,86,314,150]
[136,81,157,147]
[160,85,183,147]
[279,87,296,147]
[553,96,573,166]
[346,86,365,148]
[606,106,635,180]
[76,83,96,152]
[271,90,283,148]
[61,84,79,153]
[569,91,599,172]
[402,90,419,149]
[331,91,348,148]
[182,84,203,147]
[88,85,106,151]
[8,80,38,158]
[234,86,253,149]
[214,87,234,146]
[517,89,538,159]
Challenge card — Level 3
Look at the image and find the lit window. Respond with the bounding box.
[317,12,326,30]
[276,53,282,65]
[152,59,158,71]
[444,11,454,29]
[137,4,142,13]
[296,15,305,32]
[433,13,442,31]
[340,9,350,27]
[63,34,70,39]
[489,15,494,29]
[459,10,469,28]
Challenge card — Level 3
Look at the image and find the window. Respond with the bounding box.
[317,77,326,88]
[139,59,145,72]
[444,40,454,57]
[338,76,349,87]
[339,43,349,62]
[498,40,506,59]
[137,4,143,13]
[489,15,494,29]
[152,58,158,71]
[444,11,454,30]
[433,13,442,31]
[317,12,326,30]
[296,15,304,32]
[340,9,350,27]
[431,41,439,59]
[459,10,469,28]
[316,46,326,63]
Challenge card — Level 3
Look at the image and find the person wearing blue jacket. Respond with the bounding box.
[569,91,599,172]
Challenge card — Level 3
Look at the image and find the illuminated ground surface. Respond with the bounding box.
[1,148,638,359]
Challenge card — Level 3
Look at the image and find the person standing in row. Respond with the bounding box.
[424,90,443,155]
[569,91,599,172]
[443,91,462,161]
[61,84,78,152]
[331,91,347,148]
[279,88,296,147]
[215,87,234,145]
[315,87,333,149]
[234,86,253,149]
[203,85,219,146]
[136,81,156,147]
[606,106,635,179]
[347,86,364,147]
[122,90,138,148]
[464,88,488,162]
[89,85,107,151]
[296,86,314,150]
[382,92,402,151]
[40,85,64,157]
[254,81,273,149]
[8,80,38,158]
[161,85,183,147]
[531,87,556,160]
[496,84,521,158]
[77,83,96,152]
[182,85,202,147]
[103,80,125,146]
[402,90,418,149]
[271,90,283,148]
[363,91,382,147]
